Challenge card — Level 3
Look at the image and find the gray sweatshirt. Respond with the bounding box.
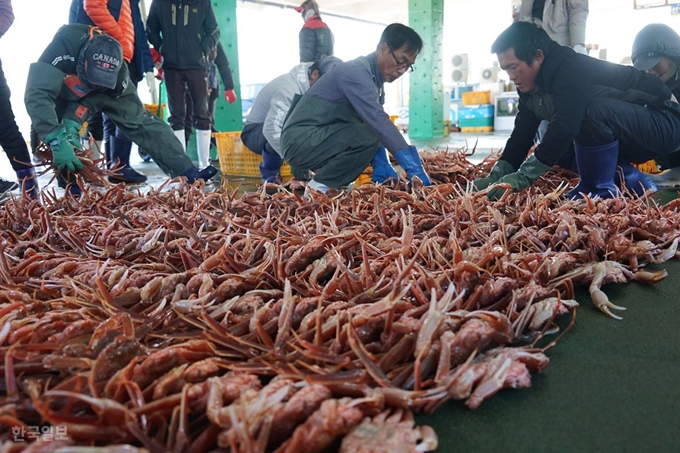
[244,62,313,157]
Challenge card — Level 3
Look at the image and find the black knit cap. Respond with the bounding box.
[77,32,123,89]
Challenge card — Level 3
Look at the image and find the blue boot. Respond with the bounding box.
[615,162,658,197]
[259,149,283,183]
[181,165,218,184]
[108,136,147,184]
[371,146,398,183]
[567,141,619,200]
[16,168,39,199]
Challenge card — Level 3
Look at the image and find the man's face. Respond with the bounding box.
[647,56,675,79]
[497,47,543,93]
[377,42,418,83]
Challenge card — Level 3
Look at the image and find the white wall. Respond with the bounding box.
[587,0,680,64]
[443,0,514,87]
[0,0,72,144]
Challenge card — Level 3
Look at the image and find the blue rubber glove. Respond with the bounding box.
[371,146,398,183]
[62,118,84,150]
[486,154,551,200]
[44,128,83,172]
[393,146,431,186]
[473,160,514,190]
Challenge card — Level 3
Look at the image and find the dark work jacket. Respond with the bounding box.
[146,0,219,71]
[666,69,680,99]
[299,15,333,63]
[214,42,235,91]
[501,44,672,169]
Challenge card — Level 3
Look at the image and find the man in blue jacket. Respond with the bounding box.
[474,21,680,199]
[281,23,430,194]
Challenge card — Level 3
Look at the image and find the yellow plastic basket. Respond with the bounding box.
[144,103,166,120]
[214,131,291,178]
[634,159,662,175]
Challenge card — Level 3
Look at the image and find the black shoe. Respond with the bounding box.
[108,166,148,184]
[181,165,218,184]
[0,177,18,194]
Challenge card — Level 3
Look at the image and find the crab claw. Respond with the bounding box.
[591,288,626,320]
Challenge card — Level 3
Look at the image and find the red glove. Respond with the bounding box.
[224,89,237,104]
[150,48,164,80]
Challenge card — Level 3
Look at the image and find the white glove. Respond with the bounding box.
[145,72,158,104]
[573,44,587,55]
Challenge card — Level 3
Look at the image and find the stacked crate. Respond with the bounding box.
[459,91,494,133]
[214,132,292,178]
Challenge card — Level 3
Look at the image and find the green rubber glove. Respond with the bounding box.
[63,118,84,150]
[44,128,83,172]
[486,154,551,200]
[473,159,514,190]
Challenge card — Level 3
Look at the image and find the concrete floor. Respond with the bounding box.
[0,130,512,197]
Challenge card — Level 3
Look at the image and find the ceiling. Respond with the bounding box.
[251,0,409,25]
[251,0,644,25]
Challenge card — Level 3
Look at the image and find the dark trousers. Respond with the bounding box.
[102,71,140,163]
[241,122,269,155]
[0,59,31,171]
[164,68,211,131]
[85,112,104,141]
[576,98,680,163]
[184,85,220,145]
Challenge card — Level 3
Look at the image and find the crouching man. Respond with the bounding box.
[25,24,217,195]
[474,22,680,200]
[281,23,431,194]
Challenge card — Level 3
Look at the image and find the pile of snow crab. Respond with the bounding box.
[0,147,679,452]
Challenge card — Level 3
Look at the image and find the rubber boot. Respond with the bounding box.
[16,168,39,199]
[104,139,112,167]
[370,146,399,183]
[259,149,283,183]
[615,162,658,197]
[181,164,218,184]
[57,173,82,198]
[174,129,186,152]
[196,129,212,169]
[108,136,147,184]
[567,141,619,200]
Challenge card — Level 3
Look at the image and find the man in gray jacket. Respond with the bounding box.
[241,56,342,183]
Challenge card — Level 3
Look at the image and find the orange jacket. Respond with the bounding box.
[84,0,134,62]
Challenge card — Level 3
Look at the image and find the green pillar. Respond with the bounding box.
[212,0,242,133]
[408,0,444,139]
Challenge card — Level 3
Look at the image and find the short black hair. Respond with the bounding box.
[491,21,555,65]
[378,23,423,54]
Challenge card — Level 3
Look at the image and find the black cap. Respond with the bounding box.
[78,33,123,89]
[633,51,663,71]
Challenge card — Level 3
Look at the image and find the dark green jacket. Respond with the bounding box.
[24,23,131,139]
